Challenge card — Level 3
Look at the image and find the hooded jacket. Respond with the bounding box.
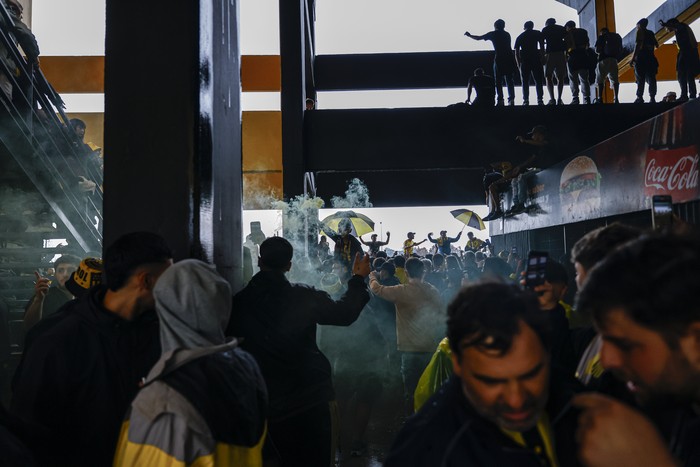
[114,260,267,466]
[10,285,161,467]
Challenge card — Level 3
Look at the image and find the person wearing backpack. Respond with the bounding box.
[632,18,659,103]
[660,18,700,101]
[593,27,622,103]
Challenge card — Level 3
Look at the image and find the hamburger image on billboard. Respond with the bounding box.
[559,156,602,217]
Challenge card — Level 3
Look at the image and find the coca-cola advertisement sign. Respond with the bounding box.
[645,149,699,201]
[490,99,700,236]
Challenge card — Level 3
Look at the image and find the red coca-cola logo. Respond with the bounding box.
[644,147,699,201]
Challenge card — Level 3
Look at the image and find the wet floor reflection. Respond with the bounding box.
[336,385,406,467]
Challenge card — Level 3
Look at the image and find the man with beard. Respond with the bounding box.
[385,281,581,466]
[574,235,700,466]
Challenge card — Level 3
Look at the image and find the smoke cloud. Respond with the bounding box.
[331,177,373,209]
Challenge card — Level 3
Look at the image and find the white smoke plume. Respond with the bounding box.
[330,178,373,209]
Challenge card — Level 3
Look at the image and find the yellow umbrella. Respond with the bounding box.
[321,210,375,236]
[450,208,486,231]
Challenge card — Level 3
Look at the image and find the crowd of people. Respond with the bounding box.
[2,7,700,467]
[464,16,699,106]
[1,0,103,218]
[0,215,698,467]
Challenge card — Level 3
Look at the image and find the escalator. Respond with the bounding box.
[0,2,103,397]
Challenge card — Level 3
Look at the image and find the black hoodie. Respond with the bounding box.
[11,285,160,466]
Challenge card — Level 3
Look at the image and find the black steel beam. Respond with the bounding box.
[279,0,306,199]
[104,0,243,288]
[315,51,496,91]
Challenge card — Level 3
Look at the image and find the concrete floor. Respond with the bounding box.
[335,384,407,467]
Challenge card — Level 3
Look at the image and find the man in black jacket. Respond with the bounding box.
[574,235,700,466]
[386,281,581,467]
[227,236,371,467]
[11,232,172,466]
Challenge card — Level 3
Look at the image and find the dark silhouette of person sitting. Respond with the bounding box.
[467,68,495,107]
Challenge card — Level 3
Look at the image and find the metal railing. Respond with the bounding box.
[0,2,102,252]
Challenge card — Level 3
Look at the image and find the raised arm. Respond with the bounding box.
[369,271,405,303]
[427,232,437,244]
[464,31,486,41]
[316,253,371,326]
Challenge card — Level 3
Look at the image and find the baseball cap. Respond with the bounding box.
[407,232,416,236]
[65,257,103,298]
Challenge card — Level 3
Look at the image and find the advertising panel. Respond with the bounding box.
[491,100,699,236]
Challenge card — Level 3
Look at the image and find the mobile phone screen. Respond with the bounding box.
[651,195,673,231]
[525,251,548,289]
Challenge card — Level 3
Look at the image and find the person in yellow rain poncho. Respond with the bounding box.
[413,337,453,411]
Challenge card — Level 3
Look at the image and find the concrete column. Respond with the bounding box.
[103,0,243,289]
[279,0,306,200]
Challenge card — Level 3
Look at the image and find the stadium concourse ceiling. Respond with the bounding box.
[280,0,699,206]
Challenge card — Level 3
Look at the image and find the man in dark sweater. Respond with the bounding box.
[227,236,371,467]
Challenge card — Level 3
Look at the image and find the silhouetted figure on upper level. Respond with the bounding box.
[565,20,591,105]
[541,18,567,105]
[632,18,659,103]
[514,21,545,106]
[466,68,495,107]
[0,0,40,112]
[593,27,623,103]
[660,18,700,101]
[465,19,516,106]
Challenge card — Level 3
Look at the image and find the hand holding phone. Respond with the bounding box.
[651,195,673,231]
[524,251,548,290]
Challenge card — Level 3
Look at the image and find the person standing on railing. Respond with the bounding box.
[0,0,39,108]
[70,118,104,178]
[465,19,517,106]
[660,18,700,101]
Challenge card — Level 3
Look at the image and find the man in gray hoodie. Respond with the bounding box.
[114,259,268,466]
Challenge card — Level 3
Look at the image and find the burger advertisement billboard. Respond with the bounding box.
[559,156,602,220]
[491,100,699,236]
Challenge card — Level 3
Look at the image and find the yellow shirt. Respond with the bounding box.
[403,239,416,256]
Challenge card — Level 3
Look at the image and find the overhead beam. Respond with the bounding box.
[315,51,495,91]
